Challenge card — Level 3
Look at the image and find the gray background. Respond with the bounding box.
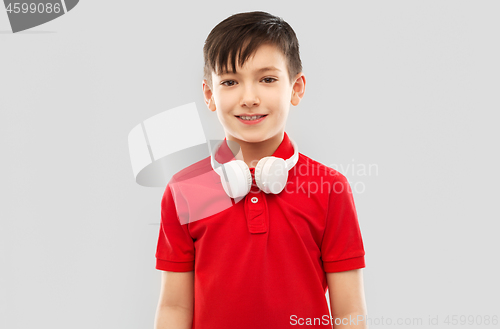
[1,1,499,328]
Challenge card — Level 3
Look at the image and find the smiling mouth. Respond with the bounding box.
[235,114,268,121]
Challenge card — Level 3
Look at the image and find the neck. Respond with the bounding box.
[226,132,285,168]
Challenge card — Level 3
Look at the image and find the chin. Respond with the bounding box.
[229,132,264,143]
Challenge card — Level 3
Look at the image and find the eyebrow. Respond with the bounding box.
[220,66,281,76]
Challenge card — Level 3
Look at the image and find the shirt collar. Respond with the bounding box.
[214,131,294,165]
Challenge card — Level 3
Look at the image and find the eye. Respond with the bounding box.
[262,77,277,83]
[221,80,236,87]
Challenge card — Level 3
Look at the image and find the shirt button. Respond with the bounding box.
[251,196,258,203]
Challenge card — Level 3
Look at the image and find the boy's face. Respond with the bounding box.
[203,43,305,144]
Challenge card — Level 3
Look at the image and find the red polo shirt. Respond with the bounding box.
[155,131,365,328]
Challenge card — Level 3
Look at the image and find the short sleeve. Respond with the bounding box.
[321,172,365,273]
[155,181,195,272]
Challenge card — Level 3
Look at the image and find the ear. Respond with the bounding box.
[290,73,306,106]
[202,79,216,112]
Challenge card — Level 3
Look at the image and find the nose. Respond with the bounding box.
[240,85,260,108]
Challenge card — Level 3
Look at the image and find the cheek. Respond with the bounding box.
[266,86,289,101]
[217,91,238,108]
[214,97,232,122]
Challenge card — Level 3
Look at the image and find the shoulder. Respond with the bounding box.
[170,156,213,184]
[163,156,216,200]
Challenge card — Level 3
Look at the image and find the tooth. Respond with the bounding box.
[240,115,264,120]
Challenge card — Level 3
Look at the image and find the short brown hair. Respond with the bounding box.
[203,11,302,91]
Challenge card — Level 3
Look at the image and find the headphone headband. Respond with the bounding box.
[210,136,299,198]
[210,137,299,172]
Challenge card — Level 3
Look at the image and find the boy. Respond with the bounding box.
[154,11,367,329]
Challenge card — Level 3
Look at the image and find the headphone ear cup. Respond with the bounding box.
[254,156,271,193]
[255,157,288,194]
[220,160,252,198]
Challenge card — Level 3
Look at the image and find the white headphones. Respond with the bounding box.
[210,137,299,198]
